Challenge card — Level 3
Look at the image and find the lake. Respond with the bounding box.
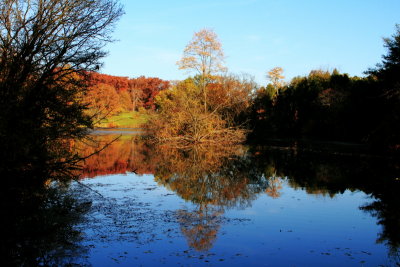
[63,132,400,265]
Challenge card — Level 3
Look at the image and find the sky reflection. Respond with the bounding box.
[71,134,399,266]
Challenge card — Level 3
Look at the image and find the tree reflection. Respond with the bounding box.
[177,206,222,251]
[1,130,109,265]
[76,134,399,259]
[361,195,400,260]
[152,144,274,251]
[76,134,157,178]
[265,175,283,198]
[153,145,261,208]
[250,146,400,263]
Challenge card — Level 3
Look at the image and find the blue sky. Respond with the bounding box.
[102,0,400,85]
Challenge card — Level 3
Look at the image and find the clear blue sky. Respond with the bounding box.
[102,0,400,85]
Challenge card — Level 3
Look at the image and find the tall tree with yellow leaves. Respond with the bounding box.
[267,67,285,96]
[177,29,226,111]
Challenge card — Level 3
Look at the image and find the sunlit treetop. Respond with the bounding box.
[177,28,227,77]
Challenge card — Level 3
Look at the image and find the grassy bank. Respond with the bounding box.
[95,111,150,128]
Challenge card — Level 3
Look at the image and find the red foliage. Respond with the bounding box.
[89,72,129,92]
[129,76,170,110]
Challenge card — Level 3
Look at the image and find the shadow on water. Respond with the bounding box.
[75,134,400,264]
[0,140,94,266]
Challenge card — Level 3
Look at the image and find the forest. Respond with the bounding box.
[82,26,400,153]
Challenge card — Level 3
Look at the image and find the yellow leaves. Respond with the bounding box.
[267,67,285,83]
[177,56,197,70]
[151,30,251,145]
[148,76,249,146]
[266,67,285,96]
[177,28,226,76]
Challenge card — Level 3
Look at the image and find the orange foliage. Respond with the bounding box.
[82,73,170,116]
[76,135,157,178]
[85,83,120,118]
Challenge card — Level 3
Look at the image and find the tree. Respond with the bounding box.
[177,28,226,111]
[369,24,400,78]
[85,83,120,121]
[149,30,249,145]
[206,74,256,125]
[148,78,247,145]
[129,76,170,110]
[0,0,123,176]
[89,73,129,92]
[365,24,400,150]
[266,67,285,96]
[128,79,144,111]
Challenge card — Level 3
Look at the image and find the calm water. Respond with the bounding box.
[66,133,399,266]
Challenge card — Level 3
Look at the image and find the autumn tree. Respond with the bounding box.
[266,67,285,96]
[118,90,133,111]
[129,76,170,110]
[85,83,120,121]
[82,74,169,116]
[148,78,227,144]
[177,28,226,111]
[149,29,251,145]
[128,80,143,111]
[206,74,256,125]
[148,77,249,145]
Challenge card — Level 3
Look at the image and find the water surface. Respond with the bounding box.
[69,133,399,266]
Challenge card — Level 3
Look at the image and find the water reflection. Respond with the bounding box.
[77,134,399,263]
[153,144,271,208]
[77,134,155,177]
[153,144,272,252]
[252,146,400,262]
[177,207,222,251]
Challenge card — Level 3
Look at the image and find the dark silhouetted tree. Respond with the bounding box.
[365,24,400,150]
[0,0,123,177]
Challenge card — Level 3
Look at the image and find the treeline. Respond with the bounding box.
[84,73,170,120]
[83,26,400,152]
[249,68,398,150]
[249,24,399,152]
[245,25,399,152]
[142,27,399,152]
